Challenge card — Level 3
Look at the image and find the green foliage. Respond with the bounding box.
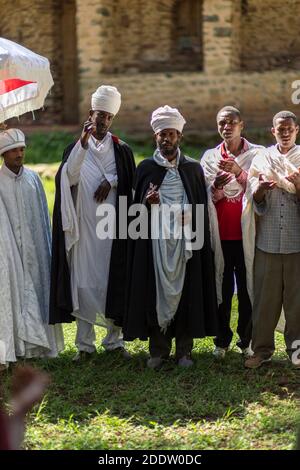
[42,176,56,218]
[25,131,76,164]
[22,127,292,166]
[26,131,203,169]
[24,131,205,166]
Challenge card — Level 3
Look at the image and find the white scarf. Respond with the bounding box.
[247,144,300,196]
[152,149,192,331]
[246,144,300,333]
[201,140,263,305]
[61,132,115,253]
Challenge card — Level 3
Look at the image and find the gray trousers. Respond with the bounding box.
[75,319,124,353]
[252,249,300,359]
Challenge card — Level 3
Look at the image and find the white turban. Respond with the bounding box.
[91,85,121,115]
[0,128,26,155]
[151,105,186,133]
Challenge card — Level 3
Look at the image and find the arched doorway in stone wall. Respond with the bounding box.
[172,0,203,71]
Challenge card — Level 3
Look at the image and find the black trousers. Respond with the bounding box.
[149,325,193,359]
[214,240,252,349]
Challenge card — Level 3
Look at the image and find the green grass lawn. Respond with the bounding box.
[4,158,298,450]
[2,313,299,450]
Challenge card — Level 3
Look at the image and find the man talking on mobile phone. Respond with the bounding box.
[50,85,136,362]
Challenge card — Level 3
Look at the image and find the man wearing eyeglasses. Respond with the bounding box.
[202,106,263,360]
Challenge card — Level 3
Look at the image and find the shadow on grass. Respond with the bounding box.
[5,344,298,430]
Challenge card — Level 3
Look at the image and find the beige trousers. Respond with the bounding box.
[252,249,300,358]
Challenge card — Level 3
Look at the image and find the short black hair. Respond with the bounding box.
[216,106,241,122]
[273,110,298,127]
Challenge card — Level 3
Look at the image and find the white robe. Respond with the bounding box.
[61,133,118,326]
[0,164,64,365]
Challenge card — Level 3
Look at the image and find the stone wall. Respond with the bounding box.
[1,0,300,134]
[79,70,300,136]
[241,0,300,71]
[76,0,203,75]
[77,0,300,134]
[203,0,241,74]
[0,0,64,123]
[0,0,78,124]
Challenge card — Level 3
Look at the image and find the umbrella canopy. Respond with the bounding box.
[0,38,54,122]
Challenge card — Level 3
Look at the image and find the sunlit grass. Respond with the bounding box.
[11,155,299,450]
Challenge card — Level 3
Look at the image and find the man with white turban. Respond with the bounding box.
[50,85,136,361]
[0,129,64,370]
[123,105,218,368]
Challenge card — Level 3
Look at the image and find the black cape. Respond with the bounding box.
[49,135,136,325]
[123,153,218,341]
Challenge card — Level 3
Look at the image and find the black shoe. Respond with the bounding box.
[177,355,194,368]
[147,357,164,369]
[107,347,131,360]
[72,351,95,362]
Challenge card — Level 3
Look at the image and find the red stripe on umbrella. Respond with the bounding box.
[0,78,37,95]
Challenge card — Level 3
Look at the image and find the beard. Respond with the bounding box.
[93,123,109,140]
[159,143,179,158]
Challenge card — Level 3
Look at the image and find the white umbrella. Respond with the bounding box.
[0,38,54,122]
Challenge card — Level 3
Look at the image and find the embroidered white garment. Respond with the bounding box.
[152,149,192,331]
[0,165,64,364]
[62,132,118,326]
[0,196,23,364]
[201,140,262,304]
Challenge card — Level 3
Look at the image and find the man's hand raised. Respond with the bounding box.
[253,174,276,203]
[146,183,160,205]
[80,118,95,148]
[286,169,300,190]
[286,168,300,199]
[218,158,242,177]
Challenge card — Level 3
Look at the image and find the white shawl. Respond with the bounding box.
[246,144,300,333]
[201,140,263,304]
[152,149,192,331]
